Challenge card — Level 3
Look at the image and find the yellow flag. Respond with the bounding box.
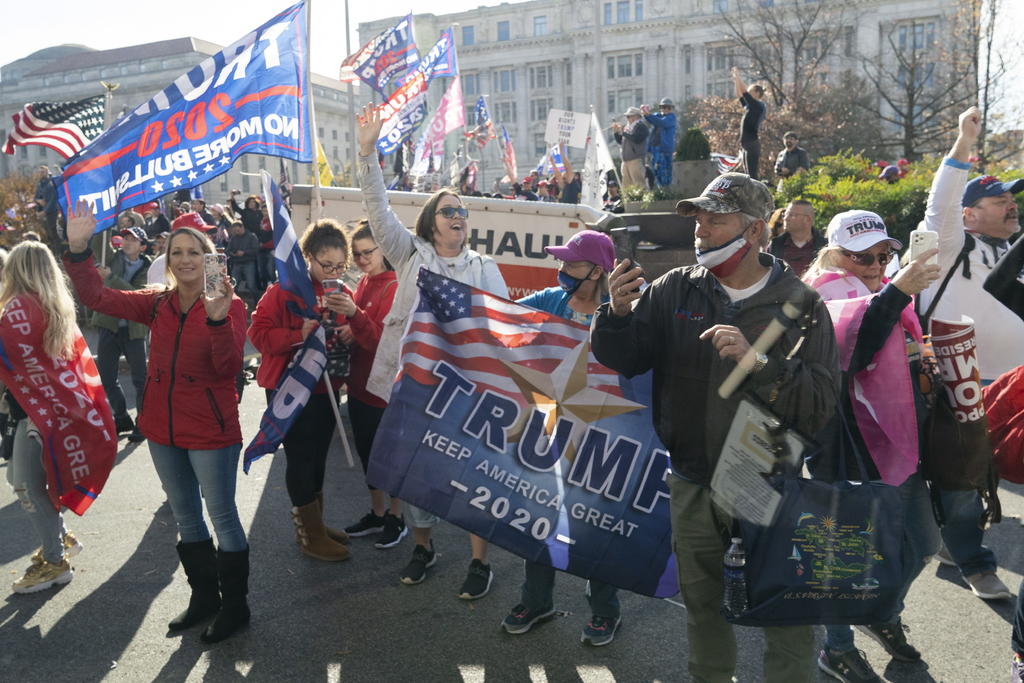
[315,139,334,186]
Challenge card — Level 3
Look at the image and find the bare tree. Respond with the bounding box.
[717,0,856,109]
[973,0,1020,168]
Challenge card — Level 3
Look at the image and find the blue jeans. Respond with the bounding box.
[521,560,620,619]
[825,473,941,652]
[257,249,276,290]
[229,260,258,296]
[148,441,246,551]
[95,327,147,419]
[7,420,66,564]
[937,488,997,577]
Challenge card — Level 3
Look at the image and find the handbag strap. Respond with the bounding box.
[916,232,974,331]
[834,386,873,482]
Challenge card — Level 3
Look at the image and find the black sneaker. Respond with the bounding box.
[817,648,881,683]
[345,510,385,537]
[856,619,921,662]
[399,543,436,585]
[127,427,145,443]
[457,559,493,600]
[501,603,556,634]
[581,615,621,646]
[374,513,408,549]
[114,413,135,435]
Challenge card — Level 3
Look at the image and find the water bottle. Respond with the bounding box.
[722,537,748,618]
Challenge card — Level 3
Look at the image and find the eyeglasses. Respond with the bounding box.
[436,206,469,219]
[842,250,893,266]
[313,258,345,274]
[352,246,379,260]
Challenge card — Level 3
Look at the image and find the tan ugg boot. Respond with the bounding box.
[292,502,350,561]
[315,491,350,545]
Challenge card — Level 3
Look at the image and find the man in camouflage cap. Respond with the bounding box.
[591,172,839,681]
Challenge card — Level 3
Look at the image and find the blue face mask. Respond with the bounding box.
[557,265,596,295]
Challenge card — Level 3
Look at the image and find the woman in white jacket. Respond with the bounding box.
[357,104,508,600]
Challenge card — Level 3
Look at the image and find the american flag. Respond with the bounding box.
[3,96,104,159]
[401,268,624,405]
[499,125,518,184]
[711,152,741,174]
[463,96,495,150]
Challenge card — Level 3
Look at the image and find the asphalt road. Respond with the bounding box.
[1,367,1021,682]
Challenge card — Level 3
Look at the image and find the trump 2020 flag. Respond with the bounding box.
[464,97,496,150]
[56,1,313,233]
[366,268,678,598]
[261,169,315,315]
[339,13,419,94]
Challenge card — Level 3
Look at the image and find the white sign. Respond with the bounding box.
[545,109,590,149]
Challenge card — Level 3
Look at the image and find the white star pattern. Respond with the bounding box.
[203,163,215,173]
[28,397,38,405]
[151,180,164,193]
[19,386,29,394]
[170,176,182,188]
[37,408,47,416]
[45,419,53,427]
[13,374,23,382]
[219,156,231,166]
[187,170,198,181]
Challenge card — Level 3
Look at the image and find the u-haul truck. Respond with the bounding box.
[290,185,616,299]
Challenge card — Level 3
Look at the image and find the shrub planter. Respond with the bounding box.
[671,160,719,198]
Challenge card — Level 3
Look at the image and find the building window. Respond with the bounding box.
[604,2,612,25]
[497,20,510,41]
[529,65,553,89]
[713,0,727,13]
[464,73,479,95]
[332,129,338,140]
[534,133,547,156]
[685,85,694,100]
[318,127,324,140]
[843,26,855,57]
[684,46,692,73]
[220,175,228,192]
[463,25,475,46]
[566,95,573,111]
[617,1,629,23]
[617,55,633,78]
[635,0,644,21]
[493,68,517,92]
[608,89,643,117]
[533,15,547,36]
[494,101,517,123]
[564,62,573,86]
[607,52,643,79]
[530,98,552,122]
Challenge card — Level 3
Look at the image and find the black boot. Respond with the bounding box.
[200,546,251,644]
[168,539,221,631]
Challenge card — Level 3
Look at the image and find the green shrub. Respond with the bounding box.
[676,127,711,161]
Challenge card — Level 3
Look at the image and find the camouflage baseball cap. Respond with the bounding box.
[675,173,775,221]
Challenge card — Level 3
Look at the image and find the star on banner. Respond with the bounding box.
[151,181,164,193]
[187,170,198,181]
[170,176,182,187]
[203,163,215,173]
[219,156,231,166]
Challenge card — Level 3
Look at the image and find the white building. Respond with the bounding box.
[0,39,356,203]
[360,0,961,188]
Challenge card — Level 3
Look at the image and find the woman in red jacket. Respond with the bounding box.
[64,200,250,644]
[248,219,352,562]
[337,221,403,548]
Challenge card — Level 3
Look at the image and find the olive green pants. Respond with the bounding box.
[669,475,815,683]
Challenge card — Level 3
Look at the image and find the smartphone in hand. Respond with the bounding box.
[908,229,938,266]
[203,253,228,298]
[322,278,344,296]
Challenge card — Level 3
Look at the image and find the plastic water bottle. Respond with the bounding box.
[722,537,748,618]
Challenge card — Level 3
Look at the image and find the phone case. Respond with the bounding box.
[204,253,228,298]
[909,230,938,266]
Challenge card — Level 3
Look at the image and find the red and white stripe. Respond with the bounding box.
[4,105,89,159]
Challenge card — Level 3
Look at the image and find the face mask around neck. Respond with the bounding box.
[696,229,753,278]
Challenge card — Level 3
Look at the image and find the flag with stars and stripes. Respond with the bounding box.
[365,267,678,598]
[3,96,105,159]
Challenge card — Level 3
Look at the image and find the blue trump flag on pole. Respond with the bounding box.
[338,13,419,94]
[55,1,312,233]
[242,169,321,473]
[366,268,679,598]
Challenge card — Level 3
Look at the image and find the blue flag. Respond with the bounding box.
[339,13,419,94]
[261,169,315,316]
[56,1,312,232]
[366,269,678,598]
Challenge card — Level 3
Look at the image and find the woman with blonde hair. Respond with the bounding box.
[64,201,250,644]
[0,241,116,594]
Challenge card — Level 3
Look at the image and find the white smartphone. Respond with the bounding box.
[908,229,938,266]
[322,278,344,296]
[203,253,228,298]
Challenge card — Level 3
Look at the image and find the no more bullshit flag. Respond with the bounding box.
[56,1,313,233]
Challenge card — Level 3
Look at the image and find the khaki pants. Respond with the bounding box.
[668,475,815,683]
[620,158,645,189]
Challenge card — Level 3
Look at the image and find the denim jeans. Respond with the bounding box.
[825,473,941,652]
[95,327,148,418]
[148,440,246,551]
[257,249,276,290]
[229,260,258,296]
[6,420,65,564]
[520,560,620,619]
[937,488,997,577]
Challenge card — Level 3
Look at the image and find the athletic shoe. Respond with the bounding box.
[457,559,493,600]
[817,648,881,682]
[374,513,408,549]
[581,615,621,646]
[127,427,146,443]
[12,558,73,594]
[344,510,385,537]
[1012,653,1024,683]
[399,543,436,585]
[114,413,135,435]
[856,619,920,662]
[935,545,956,567]
[501,603,556,634]
[965,572,1013,600]
[31,531,83,565]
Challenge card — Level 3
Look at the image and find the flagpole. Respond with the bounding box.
[345,0,358,187]
[306,0,323,219]
[98,81,120,267]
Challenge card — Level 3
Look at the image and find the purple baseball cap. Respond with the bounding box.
[545,230,615,272]
[962,174,1024,207]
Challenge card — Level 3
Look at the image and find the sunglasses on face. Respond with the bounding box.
[843,250,893,266]
[436,206,469,219]
[352,246,379,259]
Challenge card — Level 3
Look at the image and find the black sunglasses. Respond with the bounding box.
[436,206,469,219]
[843,250,893,266]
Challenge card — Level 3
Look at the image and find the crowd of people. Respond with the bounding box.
[2,103,1024,681]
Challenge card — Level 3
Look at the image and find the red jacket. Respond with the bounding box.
[347,271,397,407]
[248,280,352,392]
[64,251,247,449]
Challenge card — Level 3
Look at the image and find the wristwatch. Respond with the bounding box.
[751,351,769,374]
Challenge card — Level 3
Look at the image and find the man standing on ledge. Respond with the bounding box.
[732,67,767,181]
[591,172,839,682]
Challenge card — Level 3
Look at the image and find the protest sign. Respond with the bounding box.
[544,109,589,149]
